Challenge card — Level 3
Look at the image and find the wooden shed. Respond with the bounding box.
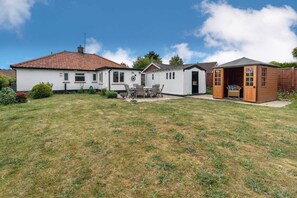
[212,57,278,103]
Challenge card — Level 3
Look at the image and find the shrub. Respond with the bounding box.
[206,87,213,94]
[0,87,16,105]
[101,88,107,96]
[88,86,96,94]
[30,83,53,99]
[0,75,9,90]
[106,91,117,98]
[16,92,28,103]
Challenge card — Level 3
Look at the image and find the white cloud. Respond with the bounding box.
[85,37,102,54]
[163,43,206,64]
[84,37,135,66]
[0,0,45,31]
[195,0,297,64]
[102,48,136,67]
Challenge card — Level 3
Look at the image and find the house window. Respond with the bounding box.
[120,72,124,82]
[93,74,97,82]
[64,73,69,81]
[214,70,221,86]
[166,73,168,79]
[152,74,154,80]
[99,72,103,83]
[169,72,172,79]
[173,72,175,79]
[261,68,267,87]
[75,73,85,82]
[113,71,124,83]
[113,71,119,83]
[245,68,254,86]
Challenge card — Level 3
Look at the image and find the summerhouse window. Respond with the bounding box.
[261,68,267,87]
[245,68,254,86]
[214,70,221,85]
[93,74,97,81]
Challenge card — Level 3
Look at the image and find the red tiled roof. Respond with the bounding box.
[0,69,16,77]
[197,62,218,73]
[11,51,125,71]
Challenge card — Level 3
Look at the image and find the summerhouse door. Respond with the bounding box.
[244,66,257,102]
[213,69,224,99]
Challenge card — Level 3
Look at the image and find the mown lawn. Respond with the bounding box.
[0,94,296,198]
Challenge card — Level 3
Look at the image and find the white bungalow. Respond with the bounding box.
[143,62,216,96]
[11,46,142,92]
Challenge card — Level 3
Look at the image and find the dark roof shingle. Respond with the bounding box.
[215,57,277,69]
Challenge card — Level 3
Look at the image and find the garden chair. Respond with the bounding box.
[124,84,134,98]
[149,85,159,98]
[135,85,145,98]
[227,85,241,98]
[157,84,164,97]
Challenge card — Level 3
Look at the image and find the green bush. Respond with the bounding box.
[0,87,16,105]
[88,86,96,94]
[0,75,10,90]
[30,83,53,99]
[101,88,107,96]
[106,91,118,98]
[206,87,213,94]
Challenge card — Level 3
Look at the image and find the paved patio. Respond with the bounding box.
[187,94,291,108]
[123,94,182,103]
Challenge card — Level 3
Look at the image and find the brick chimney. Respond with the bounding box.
[77,45,84,54]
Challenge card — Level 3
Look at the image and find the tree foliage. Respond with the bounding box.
[169,55,184,66]
[133,51,162,69]
[292,47,297,59]
[270,61,297,68]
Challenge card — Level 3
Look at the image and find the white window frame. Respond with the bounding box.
[64,73,69,81]
[113,71,125,83]
[93,73,97,82]
[75,73,85,82]
[99,72,103,83]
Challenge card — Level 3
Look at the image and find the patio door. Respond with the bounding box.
[244,66,257,102]
[213,69,224,99]
[192,72,199,94]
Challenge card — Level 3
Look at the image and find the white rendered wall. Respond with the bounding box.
[109,69,142,91]
[145,70,184,95]
[16,69,99,92]
[183,68,206,95]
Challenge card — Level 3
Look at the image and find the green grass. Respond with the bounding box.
[0,94,297,197]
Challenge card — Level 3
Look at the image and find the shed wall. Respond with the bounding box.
[256,66,278,103]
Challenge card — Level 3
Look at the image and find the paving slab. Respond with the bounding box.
[123,95,183,103]
[187,94,291,108]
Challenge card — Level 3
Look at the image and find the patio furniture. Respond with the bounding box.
[227,85,241,98]
[135,85,146,98]
[148,85,158,98]
[124,84,135,98]
[157,84,164,97]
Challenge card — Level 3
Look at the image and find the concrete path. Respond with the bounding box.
[187,94,291,108]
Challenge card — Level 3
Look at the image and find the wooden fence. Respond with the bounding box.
[278,68,297,92]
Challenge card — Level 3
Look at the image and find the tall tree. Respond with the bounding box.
[292,47,297,59]
[169,55,184,66]
[132,51,162,69]
[144,51,162,63]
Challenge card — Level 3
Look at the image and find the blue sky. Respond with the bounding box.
[0,0,297,68]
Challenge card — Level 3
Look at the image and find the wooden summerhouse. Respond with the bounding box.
[213,57,278,103]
